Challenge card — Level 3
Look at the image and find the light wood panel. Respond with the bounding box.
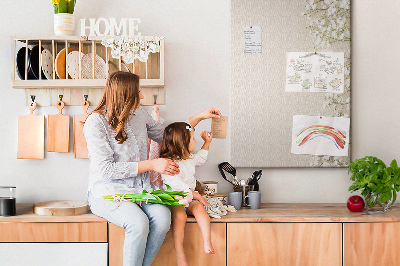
[47,100,70,152]
[228,223,342,266]
[109,222,226,266]
[0,222,107,242]
[17,102,44,159]
[343,223,400,266]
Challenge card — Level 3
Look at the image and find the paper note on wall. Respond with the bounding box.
[291,115,350,157]
[211,116,229,139]
[243,26,262,54]
[286,52,345,93]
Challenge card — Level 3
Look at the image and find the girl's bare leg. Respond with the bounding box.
[187,201,215,254]
[171,206,188,266]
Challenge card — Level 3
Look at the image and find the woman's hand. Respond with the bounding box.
[152,158,180,175]
[198,107,221,120]
[189,107,221,127]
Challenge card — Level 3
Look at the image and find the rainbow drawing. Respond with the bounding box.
[295,125,347,150]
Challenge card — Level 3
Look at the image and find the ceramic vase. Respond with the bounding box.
[54,13,75,36]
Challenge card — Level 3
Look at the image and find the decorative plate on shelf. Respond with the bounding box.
[108,60,131,74]
[41,49,54,80]
[29,45,46,79]
[16,47,36,80]
[81,53,107,79]
[66,51,84,79]
[55,47,77,79]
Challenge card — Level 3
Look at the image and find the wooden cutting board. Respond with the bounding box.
[74,100,89,158]
[47,100,70,153]
[33,201,88,216]
[17,102,45,159]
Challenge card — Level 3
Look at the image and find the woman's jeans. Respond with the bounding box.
[88,192,171,266]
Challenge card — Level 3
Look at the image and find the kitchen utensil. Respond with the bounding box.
[41,49,54,79]
[234,184,254,207]
[47,100,70,152]
[55,47,77,79]
[227,192,242,210]
[74,99,89,158]
[34,201,88,216]
[218,162,238,186]
[17,102,44,159]
[29,45,46,79]
[81,53,107,79]
[67,51,84,79]
[244,191,261,209]
[248,170,262,191]
[16,47,36,80]
[0,186,16,216]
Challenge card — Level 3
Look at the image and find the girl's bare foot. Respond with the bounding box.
[177,255,188,266]
[204,242,215,254]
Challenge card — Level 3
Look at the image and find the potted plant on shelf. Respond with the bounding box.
[52,0,77,36]
[348,156,400,214]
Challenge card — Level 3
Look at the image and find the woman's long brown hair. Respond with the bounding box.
[91,71,140,144]
[159,122,192,160]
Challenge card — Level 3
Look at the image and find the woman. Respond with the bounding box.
[84,71,221,266]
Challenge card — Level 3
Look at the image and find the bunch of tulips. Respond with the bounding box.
[103,184,192,207]
[52,0,76,14]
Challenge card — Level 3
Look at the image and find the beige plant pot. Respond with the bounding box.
[54,13,75,36]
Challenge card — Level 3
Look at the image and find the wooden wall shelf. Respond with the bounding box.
[11,36,165,106]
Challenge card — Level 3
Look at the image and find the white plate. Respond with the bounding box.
[81,53,107,79]
[41,49,53,80]
[66,51,84,79]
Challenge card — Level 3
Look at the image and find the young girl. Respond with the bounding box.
[160,122,215,266]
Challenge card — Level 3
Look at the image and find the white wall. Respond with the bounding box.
[0,0,399,204]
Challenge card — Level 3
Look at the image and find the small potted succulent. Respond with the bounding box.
[52,0,77,36]
[348,156,400,214]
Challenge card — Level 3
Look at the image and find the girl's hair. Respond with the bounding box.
[91,71,140,144]
[160,122,193,160]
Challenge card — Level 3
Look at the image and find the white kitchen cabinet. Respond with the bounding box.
[0,243,108,266]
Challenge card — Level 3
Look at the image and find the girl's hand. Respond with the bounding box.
[152,158,180,175]
[199,107,221,120]
[201,199,212,207]
[201,131,212,143]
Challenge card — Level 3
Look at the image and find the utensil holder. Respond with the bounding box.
[234,185,254,207]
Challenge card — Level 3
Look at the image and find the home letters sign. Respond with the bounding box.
[80,18,141,37]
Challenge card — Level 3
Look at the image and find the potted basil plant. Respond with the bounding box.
[348,156,400,214]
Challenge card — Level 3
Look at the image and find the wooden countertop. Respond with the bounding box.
[2,203,400,223]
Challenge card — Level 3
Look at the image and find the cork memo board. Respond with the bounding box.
[230,0,351,167]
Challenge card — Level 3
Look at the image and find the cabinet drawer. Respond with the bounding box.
[228,223,342,266]
[0,222,107,242]
[343,223,400,266]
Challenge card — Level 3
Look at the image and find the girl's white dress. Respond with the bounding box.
[161,149,208,192]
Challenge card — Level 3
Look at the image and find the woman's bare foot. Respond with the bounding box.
[204,242,215,254]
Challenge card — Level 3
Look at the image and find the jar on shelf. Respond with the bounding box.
[0,186,16,216]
